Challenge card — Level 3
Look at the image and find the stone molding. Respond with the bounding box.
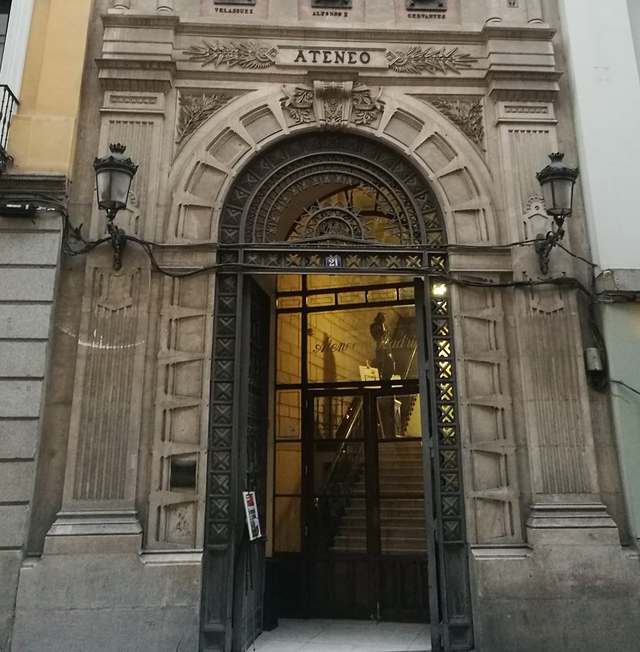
[0,173,68,201]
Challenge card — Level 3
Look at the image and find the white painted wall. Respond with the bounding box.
[559,0,640,271]
[629,0,640,75]
[0,0,35,97]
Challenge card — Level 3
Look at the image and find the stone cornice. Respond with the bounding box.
[101,13,179,29]
[0,173,68,201]
[101,13,556,45]
[174,21,556,45]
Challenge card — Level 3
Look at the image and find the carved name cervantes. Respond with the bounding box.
[182,40,478,75]
[386,46,477,74]
[184,40,277,69]
[176,92,233,143]
[429,97,484,146]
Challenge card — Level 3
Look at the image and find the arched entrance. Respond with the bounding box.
[200,132,472,652]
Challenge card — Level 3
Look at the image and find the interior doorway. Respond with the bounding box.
[201,131,473,652]
[269,274,430,625]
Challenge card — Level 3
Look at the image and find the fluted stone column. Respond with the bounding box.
[46,250,150,553]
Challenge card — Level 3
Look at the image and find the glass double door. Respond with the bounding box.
[305,383,430,622]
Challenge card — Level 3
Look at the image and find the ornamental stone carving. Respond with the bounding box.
[385,46,477,74]
[281,82,383,127]
[176,92,233,143]
[429,97,485,146]
[281,86,314,124]
[183,40,277,69]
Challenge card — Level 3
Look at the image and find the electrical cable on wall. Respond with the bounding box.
[9,196,639,400]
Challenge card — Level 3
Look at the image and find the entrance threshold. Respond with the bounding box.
[252,619,430,651]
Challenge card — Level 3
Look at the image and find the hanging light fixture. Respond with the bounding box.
[534,153,579,274]
[93,143,138,270]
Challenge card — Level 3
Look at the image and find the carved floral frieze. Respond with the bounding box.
[282,82,383,127]
[182,40,477,76]
[176,92,233,143]
[429,97,485,146]
[386,46,477,74]
[184,40,277,69]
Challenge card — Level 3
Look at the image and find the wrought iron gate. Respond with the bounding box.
[201,131,473,652]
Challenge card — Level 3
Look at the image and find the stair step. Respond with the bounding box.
[340,516,425,528]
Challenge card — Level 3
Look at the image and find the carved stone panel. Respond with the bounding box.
[61,257,150,516]
[176,92,234,144]
[429,97,485,147]
[147,273,214,548]
[98,117,162,241]
[453,281,522,543]
[516,289,597,497]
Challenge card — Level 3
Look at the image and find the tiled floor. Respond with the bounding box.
[251,619,431,652]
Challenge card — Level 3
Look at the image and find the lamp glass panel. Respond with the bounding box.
[96,169,113,209]
[111,168,134,207]
[554,178,574,214]
[541,180,556,215]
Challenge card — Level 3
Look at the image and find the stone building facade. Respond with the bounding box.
[3,1,640,651]
[0,1,93,650]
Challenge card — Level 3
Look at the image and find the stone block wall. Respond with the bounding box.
[0,207,62,651]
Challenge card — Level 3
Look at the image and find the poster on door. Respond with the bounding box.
[242,491,262,541]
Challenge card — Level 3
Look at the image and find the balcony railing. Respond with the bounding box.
[0,84,19,173]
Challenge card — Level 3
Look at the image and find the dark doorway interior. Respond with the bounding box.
[268,274,431,624]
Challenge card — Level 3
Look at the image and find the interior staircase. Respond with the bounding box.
[331,440,427,554]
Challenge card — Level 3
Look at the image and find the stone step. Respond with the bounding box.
[344,500,425,511]
[339,527,427,540]
[332,534,428,553]
[340,515,426,528]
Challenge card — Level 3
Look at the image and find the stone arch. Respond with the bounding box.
[166,87,499,249]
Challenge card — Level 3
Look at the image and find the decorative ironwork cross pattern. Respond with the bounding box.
[428,292,464,544]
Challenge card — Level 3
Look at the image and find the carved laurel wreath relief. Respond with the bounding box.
[428,97,485,147]
[176,92,234,143]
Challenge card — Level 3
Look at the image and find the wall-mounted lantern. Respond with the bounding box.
[93,143,138,270]
[535,152,579,274]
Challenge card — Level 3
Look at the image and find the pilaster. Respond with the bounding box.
[492,87,618,545]
[45,249,151,553]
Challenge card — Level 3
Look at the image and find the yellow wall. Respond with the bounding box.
[9,0,93,174]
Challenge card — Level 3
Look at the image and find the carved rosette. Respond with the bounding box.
[176,92,233,144]
[429,97,485,147]
[281,82,383,128]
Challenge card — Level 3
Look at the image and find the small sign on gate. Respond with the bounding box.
[242,491,262,541]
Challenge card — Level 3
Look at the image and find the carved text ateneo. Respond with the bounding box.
[293,48,372,65]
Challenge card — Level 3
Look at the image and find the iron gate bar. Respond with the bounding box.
[415,279,443,651]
